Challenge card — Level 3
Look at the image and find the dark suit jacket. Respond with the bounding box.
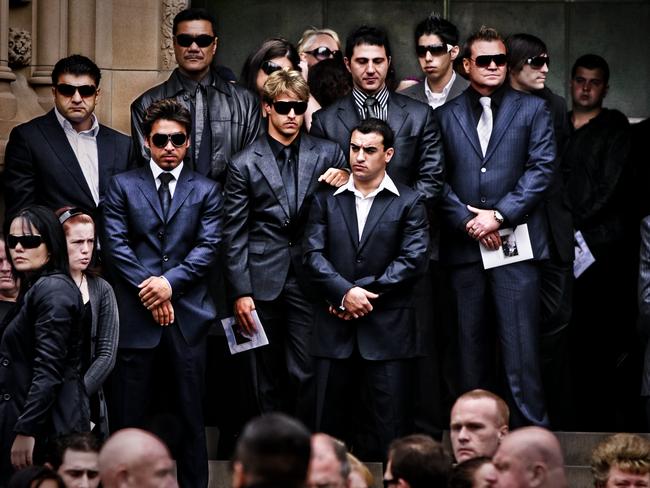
[102,166,222,349]
[398,73,469,106]
[309,92,444,204]
[224,134,347,301]
[434,86,556,265]
[3,110,132,219]
[303,181,430,360]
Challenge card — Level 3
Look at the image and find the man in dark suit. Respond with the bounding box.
[303,118,430,460]
[4,55,131,221]
[224,70,347,427]
[103,99,221,488]
[399,15,469,110]
[310,25,443,205]
[434,27,556,427]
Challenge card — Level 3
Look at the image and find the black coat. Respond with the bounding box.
[0,272,87,476]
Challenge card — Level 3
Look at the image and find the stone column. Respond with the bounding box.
[0,0,18,121]
[28,0,68,110]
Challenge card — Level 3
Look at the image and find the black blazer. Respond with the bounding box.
[310,92,444,204]
[303,181,430,360]
[224,134,347,301]
[3,110,132,219]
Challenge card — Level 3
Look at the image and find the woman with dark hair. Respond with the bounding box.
[0,206,87,484]
[241,37,320,130]
[448,457,497,488]
[56,207,118,440]
[8,466,64,488]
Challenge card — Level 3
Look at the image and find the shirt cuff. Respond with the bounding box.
[160,275,172,297]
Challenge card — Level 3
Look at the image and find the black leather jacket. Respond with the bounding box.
[0,272,86,442]
[130,68,261,182]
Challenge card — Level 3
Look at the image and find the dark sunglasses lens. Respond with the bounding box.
[152,133,186,148]
[530,56,550,68]
[8,235,42,249]
[176,34,214,48]
[57,84,96,97]
[416,45,447,57]
[77,85,97,97]
[314,47,333,59]
[262,61,282,76]
[493,54,507,66]
[273,101,308,115]
[170,133,187,146]
[56,84,76,96]
[476,54,507,67]
[151,134,169,148]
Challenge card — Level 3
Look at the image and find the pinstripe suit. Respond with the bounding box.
[434,85,556,426]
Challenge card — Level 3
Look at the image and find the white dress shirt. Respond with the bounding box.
[334,173,400,241]
[424,71,457,110]
[55,108,100,205]
[149,160,184,197]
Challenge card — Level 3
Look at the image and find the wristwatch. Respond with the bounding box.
[493,210,504,225]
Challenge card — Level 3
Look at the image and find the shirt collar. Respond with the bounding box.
[424,71,456,102]
[352,85,390,108]
[55,107,100,136]
[266,133,301,159]
[177,69,213,95]
[149,159,184,181]
[333,172,400,198]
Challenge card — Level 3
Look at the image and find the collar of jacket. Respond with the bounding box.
[165,67,232,98]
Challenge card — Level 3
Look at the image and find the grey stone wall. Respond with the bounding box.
[196,0,650,119]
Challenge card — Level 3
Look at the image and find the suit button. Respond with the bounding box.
[3,393,10,401]
[288,241,293,247]
[157,231,164,240]
[282,219,290,228]
[356,258,362,263]
[480,197,487,203]
[481,167,486,173]
[1,359,8,367]
[163,255,169,262]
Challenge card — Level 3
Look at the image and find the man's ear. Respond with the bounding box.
[450,46,460,61]
[384,147,395,164]
[529,462,546,487]
[462,57,471,75]
[397,478,411,488]
[497,425,509,442]
[232,461,246,488]
[344,57,352,74]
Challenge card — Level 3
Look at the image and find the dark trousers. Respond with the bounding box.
[315,352,414,461]
[253,274,315,427]
[450,260,548,427]
[108,326,208,488]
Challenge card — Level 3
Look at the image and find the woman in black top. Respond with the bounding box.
[0,206,87,484]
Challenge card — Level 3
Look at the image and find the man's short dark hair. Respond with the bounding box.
[571,53,610,84]
[353,118,395,150]
[506,33,547,72]
[234,413,311,488]
[142,98,192,137]
[51,54,101,86]
[414,14,460,48]
[462,26,504,59]
[389,435,451,488]
[48,432,101,470]
[172,7,217,36]
[345,25,392,60]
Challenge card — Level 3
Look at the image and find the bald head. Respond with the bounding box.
[309,433,350,488]
[492,427,566,488]
[98,428,178,488]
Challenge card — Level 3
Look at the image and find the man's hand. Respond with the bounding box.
[318,168,350,187]
[11,434,35,470]
[234,296,257,335]
[328,305,354,320]
[342,286,379,318]
[138,276,172,309]
[480,230,503,250]
[151,300,175,326]
[466,205,501,240]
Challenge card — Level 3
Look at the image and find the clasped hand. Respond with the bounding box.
[329,286,379,320]
[466,205,502,250]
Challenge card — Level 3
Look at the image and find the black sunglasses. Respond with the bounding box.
[174,34,215,48]
[304,46,340,60]
[525,55,550,69]
[261,60,286,76]
[150,132,188,148]
[7,234,44,249]
[272,101,308,115]
[56,84,97,98]
[471,54,508,68]
[416,44,452,57]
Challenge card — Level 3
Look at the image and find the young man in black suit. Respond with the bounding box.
[304,118,430,460]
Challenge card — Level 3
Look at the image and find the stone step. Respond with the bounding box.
[555,431,650,466]
[566,465,593,488]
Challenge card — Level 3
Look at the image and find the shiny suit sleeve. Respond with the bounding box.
[639,216,650,334]
[4,125,36,219]
[412,105,445,204]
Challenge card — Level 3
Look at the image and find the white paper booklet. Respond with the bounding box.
[221,311,269,354]
[573,230,596,278]
[480,224,534,269]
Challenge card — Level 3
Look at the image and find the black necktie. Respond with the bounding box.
[280,147,297,216]
[363,96,377,119]
[158,172,174,219]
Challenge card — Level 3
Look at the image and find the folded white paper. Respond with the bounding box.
[221,311,269,354]
[573,230,596,278]
[480,224,534,269]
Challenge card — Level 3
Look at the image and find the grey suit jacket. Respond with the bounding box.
[638,216,650,394]
[224,133,347,301]
[399,74,469,107]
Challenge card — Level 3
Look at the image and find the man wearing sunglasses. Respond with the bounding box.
[224,70,347,427]
[434,27,556,429]
[103,99,221,488]
[130,8,260,182]
[4,55,131,221]
[400,15,468,111]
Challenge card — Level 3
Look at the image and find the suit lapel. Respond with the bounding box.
[167,166,194,222]
[296,136,319,212]
[335,191,360,250]
[336,96,360,133]
[137,166,165,222]
[96,126,115,198]
[451,95,484,159]
[484,89,520,162]
[358,190,395,253]
[387,95,407,136]
[40,111,95,204]
[253,138,291,217]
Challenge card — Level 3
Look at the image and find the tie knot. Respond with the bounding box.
[364,96,377,108]
[159,172,174,185]
[479,96,491,109]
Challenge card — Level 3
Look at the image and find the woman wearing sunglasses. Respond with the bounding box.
[55,207,118,441]
[0,206,88,484]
